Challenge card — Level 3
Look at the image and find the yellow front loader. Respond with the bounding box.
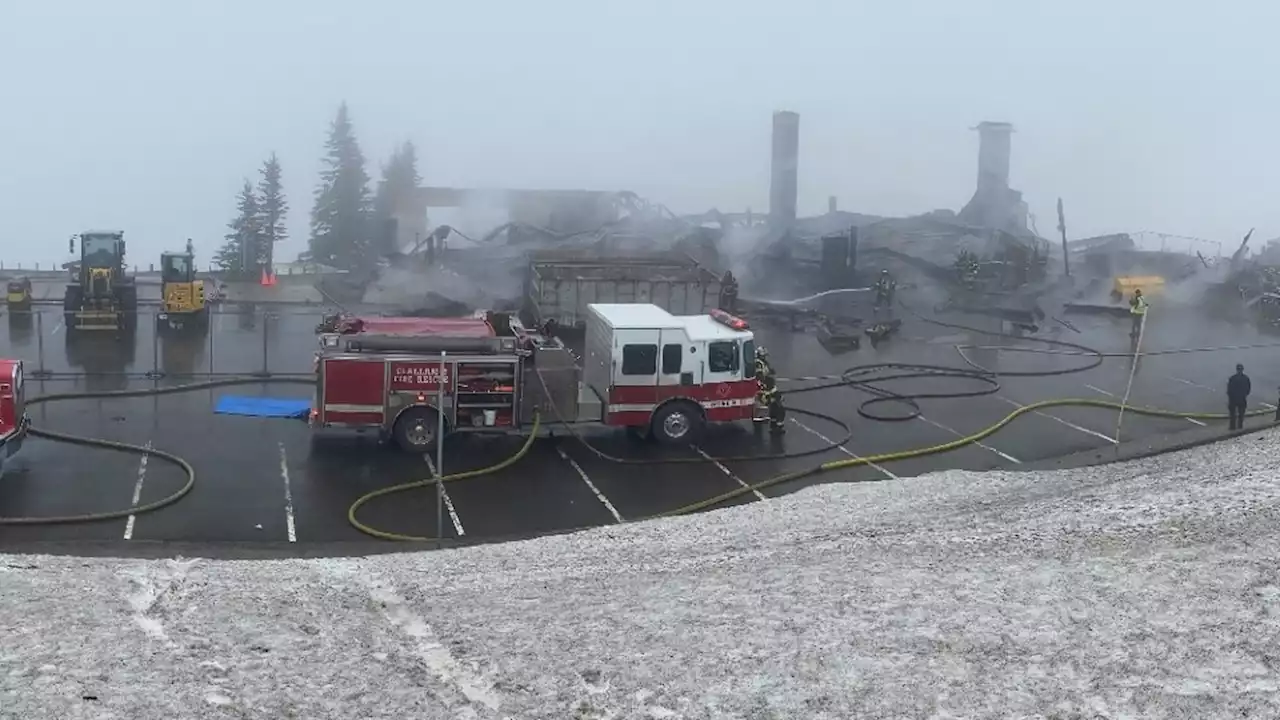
[64,230,137,333]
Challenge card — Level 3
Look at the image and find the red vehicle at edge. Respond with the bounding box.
[0,358,31,476]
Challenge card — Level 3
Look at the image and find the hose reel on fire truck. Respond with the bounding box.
[339,335,515,355]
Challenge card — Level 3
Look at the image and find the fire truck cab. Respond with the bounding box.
[581,304,757,444]
[310,304,758,451]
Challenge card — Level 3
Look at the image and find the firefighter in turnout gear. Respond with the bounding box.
[1129,288,1148,338]
[874,269,897,310]
[753,346,777,422]
[955,250,980,290]
[718,270,739,314]
[753,347,770,421]
[754,374,786,433]
[754,346,775,385]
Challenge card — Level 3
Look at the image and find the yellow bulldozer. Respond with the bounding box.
[157,240,207,333]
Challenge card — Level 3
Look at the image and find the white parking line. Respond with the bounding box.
[1166,374,1277,410]
[994,395,1116,445]
[1085,383,1205,426]
[789,418,899,479]
[555,446,623,522]
[423,454,465,536]
[122,441,152,540]
[693,447,768,501]
[278,442,296,542]
[914,415,1022,464]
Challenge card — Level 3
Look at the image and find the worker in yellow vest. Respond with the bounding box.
[1129,288,1148,338]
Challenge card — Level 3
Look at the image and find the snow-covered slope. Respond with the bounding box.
[5,432,1280,719]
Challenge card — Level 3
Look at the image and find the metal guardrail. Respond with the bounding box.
[0,307,330,382]
[0,262,346,275]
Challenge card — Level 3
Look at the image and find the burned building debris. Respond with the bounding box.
[321,110,1248,347]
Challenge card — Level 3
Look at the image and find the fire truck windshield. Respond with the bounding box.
[708,341,740,373]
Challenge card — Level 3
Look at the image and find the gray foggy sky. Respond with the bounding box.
[2,0,1277,266]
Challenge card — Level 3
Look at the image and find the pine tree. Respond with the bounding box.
[216,179,261,278]
[310,102,372,270]
[255,152,288,273]
[373,141,422,256]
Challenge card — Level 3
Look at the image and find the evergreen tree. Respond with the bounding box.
[255,152,288,272]
[373,141,422,256]
[310,102,372,270]
[216,179,261,278]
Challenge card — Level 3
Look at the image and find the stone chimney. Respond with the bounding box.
[769,111,800,228]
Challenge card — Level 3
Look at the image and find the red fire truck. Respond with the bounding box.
[310,304,758,451]
[0,359,30,475]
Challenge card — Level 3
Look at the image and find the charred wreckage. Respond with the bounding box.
[310,113,1260,364]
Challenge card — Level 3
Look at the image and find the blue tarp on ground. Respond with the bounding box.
[214,396,312,419]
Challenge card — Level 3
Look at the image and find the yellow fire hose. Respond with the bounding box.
[0,373,1271,537]
[344,396,1272,541]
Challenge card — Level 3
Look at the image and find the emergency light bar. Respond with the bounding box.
[710,308,750,331]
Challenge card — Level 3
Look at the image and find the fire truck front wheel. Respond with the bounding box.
[392,406,447,452]
[650,401,704,446]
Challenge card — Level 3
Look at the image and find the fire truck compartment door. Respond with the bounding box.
[321,358,387,422]
[659,328,698,386]
[611,328,659,408]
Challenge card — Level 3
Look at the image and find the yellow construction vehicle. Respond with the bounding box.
[157,240,207,333]
[5,277,31,309]
[64,230,137,333]
[6,276,33,333]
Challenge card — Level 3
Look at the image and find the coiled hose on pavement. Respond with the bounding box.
[2,307,1272,537]
[0,378,314,526]
[347,304,1274,540]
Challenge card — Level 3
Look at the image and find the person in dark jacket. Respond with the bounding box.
[1227,363,1251,430]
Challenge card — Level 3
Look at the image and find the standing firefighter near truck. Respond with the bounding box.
[753,347,776,423]
[754,346,775,385]
[1129,288,1148,338]
[753,374,786,434]
[1227,363,1252,431]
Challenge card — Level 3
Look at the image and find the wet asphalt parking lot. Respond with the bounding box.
[0,278,1277,550]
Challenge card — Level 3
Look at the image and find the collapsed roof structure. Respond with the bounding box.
[340,112,1056,313]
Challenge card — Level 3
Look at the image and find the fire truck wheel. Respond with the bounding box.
[393,407,445,453]
[650,401,704,446]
